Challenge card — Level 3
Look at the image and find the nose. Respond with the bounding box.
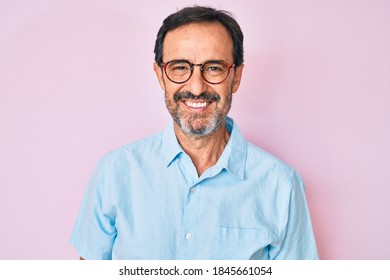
[186,65,208,96]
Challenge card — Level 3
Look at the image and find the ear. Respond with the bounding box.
[153,63,166,91]
[231,64,244,94]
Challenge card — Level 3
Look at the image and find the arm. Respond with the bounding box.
[269,171,318,259]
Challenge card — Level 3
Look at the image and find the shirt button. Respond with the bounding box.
[185,233,192,240]
[190,187,197,193]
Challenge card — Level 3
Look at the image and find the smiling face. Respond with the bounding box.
[154,22,244,137]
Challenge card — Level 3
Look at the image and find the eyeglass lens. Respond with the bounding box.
[164,61,231,84]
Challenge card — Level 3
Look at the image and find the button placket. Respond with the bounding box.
[179,180,202,259]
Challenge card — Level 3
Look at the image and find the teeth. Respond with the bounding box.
[186,101,208,109]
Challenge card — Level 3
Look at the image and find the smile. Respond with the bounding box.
[184,101,210,109]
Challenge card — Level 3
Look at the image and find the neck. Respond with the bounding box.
[174,121,230,177]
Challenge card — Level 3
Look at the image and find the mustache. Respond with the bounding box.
[173,91,221,102]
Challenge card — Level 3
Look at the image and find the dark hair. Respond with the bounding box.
[154,6,244,66]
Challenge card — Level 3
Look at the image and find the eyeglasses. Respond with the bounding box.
[160,60,235,84]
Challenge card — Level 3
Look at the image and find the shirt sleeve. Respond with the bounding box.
[269,170,319,260]
[70,154,117,260]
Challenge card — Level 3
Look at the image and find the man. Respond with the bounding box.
[70,6,318,260]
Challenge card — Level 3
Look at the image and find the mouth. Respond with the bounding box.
[182,100,212,111]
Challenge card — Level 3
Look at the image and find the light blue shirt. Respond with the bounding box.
[70,117,318,259]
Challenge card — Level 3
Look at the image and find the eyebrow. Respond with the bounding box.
[167,59,228,64]
[203,60,226,64]
[168,59,191,64]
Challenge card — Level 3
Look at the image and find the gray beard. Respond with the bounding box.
[175,107,223,137]
[165,91,232,137]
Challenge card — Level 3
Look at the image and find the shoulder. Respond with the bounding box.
[245,142,303,190]
[112,131,163,156]
[228,118,302,189]
[99,131,164,168]
[247,142,295,173]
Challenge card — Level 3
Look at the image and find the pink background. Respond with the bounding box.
[1,0,389,259]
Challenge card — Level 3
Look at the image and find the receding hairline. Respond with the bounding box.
[162,22,234,60]
[154,6,244,66]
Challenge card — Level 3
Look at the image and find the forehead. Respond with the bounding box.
[163,22,233,63]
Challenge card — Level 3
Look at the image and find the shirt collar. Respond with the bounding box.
[216,117,247,180]
[161,122,184,167]
[161,117,247,180]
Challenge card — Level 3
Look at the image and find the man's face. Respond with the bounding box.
[154,22,244,137]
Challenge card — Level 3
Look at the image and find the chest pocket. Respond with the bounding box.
[210,227,271,259]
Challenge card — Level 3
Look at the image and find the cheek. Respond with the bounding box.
[225,77,236,92]
[215,83,233,99]
[164,84,182,97]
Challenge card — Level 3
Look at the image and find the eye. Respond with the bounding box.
[172,65,189,71]
[168,62,191,75]
[204,63,226,75]
[208,66,223,71]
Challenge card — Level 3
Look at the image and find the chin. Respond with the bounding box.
[180,118,222,137]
